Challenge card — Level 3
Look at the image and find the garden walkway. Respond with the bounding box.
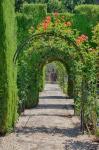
[0,84,98,150]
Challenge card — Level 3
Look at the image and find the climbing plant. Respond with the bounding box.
[15,12,97,134]
[0,1,98,136]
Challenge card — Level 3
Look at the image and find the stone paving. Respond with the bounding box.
[0,84,99,150]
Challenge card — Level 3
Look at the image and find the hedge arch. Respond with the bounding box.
[15,30,84,111]
[13,31,85,63]
[0,1,97,135]
[24,47,77,108]
[16,30,97,134]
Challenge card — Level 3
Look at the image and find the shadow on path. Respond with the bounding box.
[65,140,99,150]
[22,113,74,118]
[16,126,81,138]
[36,104,74,110]
[39,96,69,99]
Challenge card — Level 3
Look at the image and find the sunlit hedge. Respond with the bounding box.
[16,4,47,44]
[73,5,99,38]
[17,11,97,135]
[0,0,17,134]
[17,4,47,109]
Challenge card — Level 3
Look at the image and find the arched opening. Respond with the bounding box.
[0,1,97,143]
[38,60,74,114]
[16,33,96,134]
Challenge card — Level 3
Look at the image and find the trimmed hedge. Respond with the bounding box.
[48,5,99,39]
[0,0,17,134]
[17,4,47,44]
[74,4,99,17]
[73,5,99,38]
[17,4,47,109]
[22,4,47,20]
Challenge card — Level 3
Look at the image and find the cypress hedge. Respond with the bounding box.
[73,5,99,38]
[0,0,17,134]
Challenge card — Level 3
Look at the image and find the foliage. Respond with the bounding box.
[16,12,97,135]
[73,5,99,39]
[17,3,47,109]
[53,62,68,94]
[92,23,99,134]
[0,0,98,136]
[15,0,96,12]
[0,0,17,134]
[47,0,65,13]
[62,0,95,12]
[93,23,99,47]
[16,4,47,44]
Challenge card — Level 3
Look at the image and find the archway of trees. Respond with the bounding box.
[0,2,97,136]
[15,21,96,134]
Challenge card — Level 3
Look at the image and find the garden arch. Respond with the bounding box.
[15,30,96,133]
[13,31,84,63]
[24,47,77,108]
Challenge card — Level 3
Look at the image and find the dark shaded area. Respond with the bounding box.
[22,113,73,118]
[16,126,81,138]
[39,96,69,99]
[65,140,99,150]
[36,104,74,110]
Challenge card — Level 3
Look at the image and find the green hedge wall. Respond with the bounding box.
[17,4,47,109]
[73,5,99,38]
[22,4,47,22]
[0,0,17,134]
[48,5,99,39]
[17,4,47,44]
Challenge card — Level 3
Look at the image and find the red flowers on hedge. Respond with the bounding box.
[76,34,88,45]
[42,16,51,31]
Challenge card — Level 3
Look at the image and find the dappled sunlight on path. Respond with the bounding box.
[0,84,98,150]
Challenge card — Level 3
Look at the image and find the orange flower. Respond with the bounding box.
[66,21,72,26]
[76,34,88,45]
[42,22,48,31]
[64,21,72,27]
[42,16,51,31]
[46,16,51,22]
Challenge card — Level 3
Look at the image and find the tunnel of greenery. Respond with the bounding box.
[0,2,98,136]
[44,61,68,94]
[15,13,97,135]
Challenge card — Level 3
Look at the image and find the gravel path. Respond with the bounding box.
[0,84,98,150]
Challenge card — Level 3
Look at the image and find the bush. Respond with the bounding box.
[17,4,47,43]
[17,4,47,109]
[93,24,99,133]
[74,4,99,18]
[0,0,17,134]
[22,3,47,21]
[16,13,33,44]
[47,0,65,13]
[73,5,99,38]
[93,23,99,47]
